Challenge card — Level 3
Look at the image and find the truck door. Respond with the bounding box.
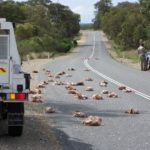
[0,35,10,84]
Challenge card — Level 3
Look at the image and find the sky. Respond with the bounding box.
[15,0,139,23]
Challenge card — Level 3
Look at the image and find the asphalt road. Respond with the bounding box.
[40,31,150,150]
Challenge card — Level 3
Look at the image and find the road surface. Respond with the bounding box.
[40,31,150,150]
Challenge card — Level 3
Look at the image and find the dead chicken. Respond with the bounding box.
[125,108,139,114]
[57,71,66,76]
[65,85,76,91]
[85,87,94,91]
[100,80,108,87]
[32,70,39,73]
[85,78,93,81]
[68,90,78,95]
[31,94,43,103]
[125,88,132,93]
[107,92,118,98]
[101,90,109,94]
[75,92,88,100]
[68,68,75,71]
[37,83,45,88]
[92,94,103,100]
[30,88,42,94]
[45,107,56,113]
[83,116,102,126]
[75,81,84,86]
[118,85,126,90]
[43,81,49,85]
[53,81,65,86]
[73,111,87,118]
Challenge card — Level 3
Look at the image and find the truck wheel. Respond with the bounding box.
[7,103,24,136]
[8,126,23,136]
[2,112,7,120]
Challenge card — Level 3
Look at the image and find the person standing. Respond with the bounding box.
[137,43,147,71]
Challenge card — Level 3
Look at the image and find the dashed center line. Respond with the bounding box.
[84,32,150,101]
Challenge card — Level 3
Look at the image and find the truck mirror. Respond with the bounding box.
[12,22,16,30]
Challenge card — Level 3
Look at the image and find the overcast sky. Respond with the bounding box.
[15,0,139,23]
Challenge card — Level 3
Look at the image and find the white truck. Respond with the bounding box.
[0,18,30,136]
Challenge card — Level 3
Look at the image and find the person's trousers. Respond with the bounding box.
[140,55,147,71]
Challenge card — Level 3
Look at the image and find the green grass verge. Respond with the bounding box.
[111,41,139,63]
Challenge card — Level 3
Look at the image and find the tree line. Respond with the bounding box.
[93,0,150,50]
[0,0,80,59]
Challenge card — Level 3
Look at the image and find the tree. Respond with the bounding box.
[93,0,112,29]
[0,1,26,22]
[139,0,150,20]
[95,0,112,15]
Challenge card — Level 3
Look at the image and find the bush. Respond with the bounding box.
[16,23,36,40]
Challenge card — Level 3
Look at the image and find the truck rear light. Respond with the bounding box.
[15,93,26,100]
[8,93,27,100]
[10,93,15,100]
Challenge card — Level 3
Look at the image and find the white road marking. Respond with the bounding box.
[84,33,150,101]
[89,34,95,59]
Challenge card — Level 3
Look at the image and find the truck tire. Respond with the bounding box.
[8,126,23,136]
[2,112,7,120]
[7,103,24,136]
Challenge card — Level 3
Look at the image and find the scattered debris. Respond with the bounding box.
[75,81,84,86]
[100,80,108,87]
[68,68,75,71]
[57,71,66,76]
[85,78,93,81]
[92,94,103,100]
[43,81,49,85]
[83,116,102,126]
[31,94,43,103]
[73,111,87,118]
[65,85,76,90]
[85,87,94,91]
[68,82,77,86]
[45,107,56,113]
[30,88,42,94]
[32,70,39,73]
[37,83,45,88]
[125,108,139,114]
[74,92,88,100]
[118,85,126,90]
[125,88,132,93]
[53,81,65,86]
[101,90,109,94]
[107,92,118,98]
[84,69,90,71]
[68,90,78,95]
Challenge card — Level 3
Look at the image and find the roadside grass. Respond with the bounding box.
[110,40,139,63]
